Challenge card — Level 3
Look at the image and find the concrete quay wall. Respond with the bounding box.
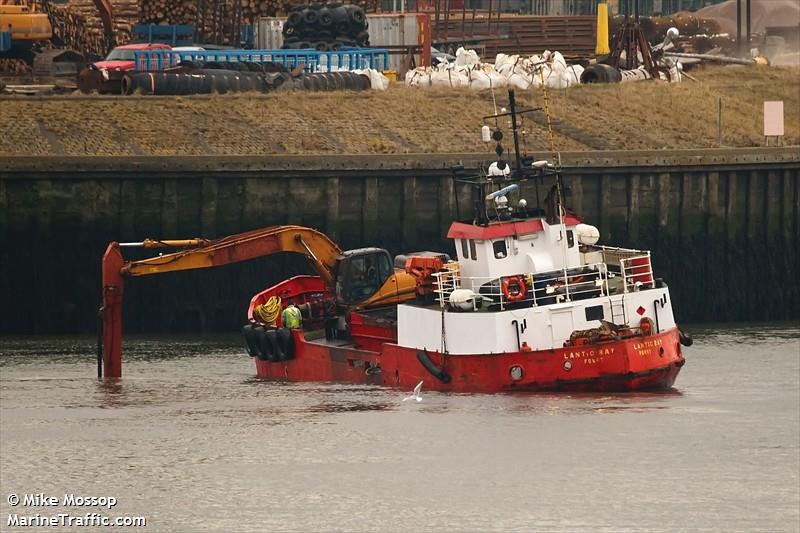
[1,147,798,333]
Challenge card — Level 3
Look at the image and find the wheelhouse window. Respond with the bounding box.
[339,252,390,304]
[585,305,604,321]
[461,239,469,259]
[105,49,136,61]
[377,253,392,284]
[492,239,507,259]
[567,230,575,248]
[469,240,477,261]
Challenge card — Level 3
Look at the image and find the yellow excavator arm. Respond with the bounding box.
[119,225,341,287]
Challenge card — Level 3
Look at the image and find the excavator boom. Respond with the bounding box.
[101,225,342,378]
[120,226,340,285]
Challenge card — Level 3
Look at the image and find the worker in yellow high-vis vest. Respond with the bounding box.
[281,301,303,329]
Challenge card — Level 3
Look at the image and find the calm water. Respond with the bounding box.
[1,324,798,533]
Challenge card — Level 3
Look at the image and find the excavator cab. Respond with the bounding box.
[334,248,396,306]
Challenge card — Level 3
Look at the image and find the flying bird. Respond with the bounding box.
[403,380,423,402]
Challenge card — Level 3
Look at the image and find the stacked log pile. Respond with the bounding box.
[31,0,138,57]
[0,58,31,75]
[111,0,139,43]
[139,0,200,26]
[139,0,238,44]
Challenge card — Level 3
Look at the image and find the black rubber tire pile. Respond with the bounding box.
[123,71,273,95]
[280,71,371,91]
[282,3,370,51]
[122,70,371,95]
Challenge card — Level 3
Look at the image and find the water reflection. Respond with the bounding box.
[307,402,396,413]
[95,378,127,408]
[687,322,800,345]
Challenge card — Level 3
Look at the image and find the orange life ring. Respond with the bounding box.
[501,276,527,303]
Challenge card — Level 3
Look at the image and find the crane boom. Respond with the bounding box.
[100,225,343,379]
[120,225,341,285]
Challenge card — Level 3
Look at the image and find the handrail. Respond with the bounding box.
[432,262,611,311]
[595,244,649,254]
[619,254,654,292]
[132,48,390,73]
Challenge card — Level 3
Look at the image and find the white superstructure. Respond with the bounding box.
[397,215,676,354]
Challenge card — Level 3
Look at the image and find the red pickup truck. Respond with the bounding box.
[78,42,172,94]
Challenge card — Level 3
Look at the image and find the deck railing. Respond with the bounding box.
[620,254,654,292]
[590,245,655,293]
[431,247,658,312]
[432,262,611,311]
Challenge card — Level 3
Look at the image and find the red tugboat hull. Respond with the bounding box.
[254,328,685,393]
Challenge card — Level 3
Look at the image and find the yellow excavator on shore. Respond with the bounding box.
[1,0,113,79]
[0,2,52,46]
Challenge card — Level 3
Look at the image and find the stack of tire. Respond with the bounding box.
[242,324,295,362]
[123,68,371,95]
[282,3,369,51]
[282,71,372,91]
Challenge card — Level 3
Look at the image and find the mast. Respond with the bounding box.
[452,89,570,226]
[508,90,523,175]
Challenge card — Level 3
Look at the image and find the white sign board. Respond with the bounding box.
[764,101,784,137]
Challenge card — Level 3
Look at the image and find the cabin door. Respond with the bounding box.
[550,308,574,347]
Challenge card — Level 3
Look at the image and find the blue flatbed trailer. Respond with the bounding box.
[132,48,390,73]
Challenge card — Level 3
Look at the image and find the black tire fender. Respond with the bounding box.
[255,326,272,361]
[416,349,451,384]
[269,328,285,361]
[263,328,281,362]
[242,324,261,357]
[679,329,693,347]
[277,328,295,360]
